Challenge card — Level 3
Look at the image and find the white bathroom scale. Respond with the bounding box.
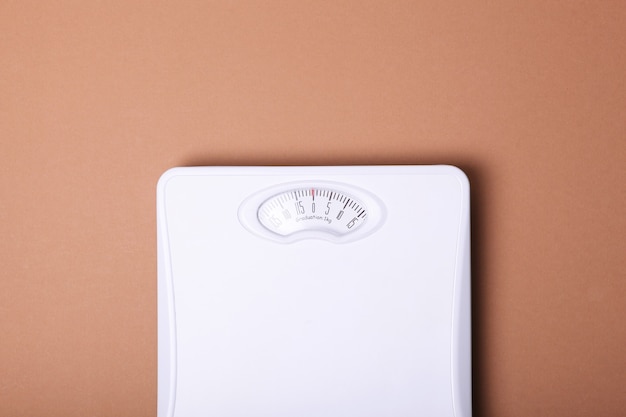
[157,165,471,417]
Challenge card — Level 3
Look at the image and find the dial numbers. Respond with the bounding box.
[238,181,384,243]
[258,188,367,237]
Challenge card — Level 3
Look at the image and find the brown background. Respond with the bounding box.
[1,1,625,416]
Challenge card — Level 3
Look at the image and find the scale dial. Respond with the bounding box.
[239,181,385,243]
[258,187,367,237]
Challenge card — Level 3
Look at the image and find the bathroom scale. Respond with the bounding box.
[157,165,471,417]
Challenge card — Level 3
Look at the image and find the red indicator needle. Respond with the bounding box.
[311,189,315,199]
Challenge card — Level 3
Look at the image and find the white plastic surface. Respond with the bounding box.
[157,165,471,417]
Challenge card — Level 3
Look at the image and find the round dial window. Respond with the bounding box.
[238,181,385,243]
[258,187,367,237]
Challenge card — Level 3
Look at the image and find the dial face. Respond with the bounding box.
[258,187,367,237]
[238,181,385,243]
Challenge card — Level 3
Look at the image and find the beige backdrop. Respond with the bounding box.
[1,2,625,416]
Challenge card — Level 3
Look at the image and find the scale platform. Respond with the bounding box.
[157,165,471,417]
